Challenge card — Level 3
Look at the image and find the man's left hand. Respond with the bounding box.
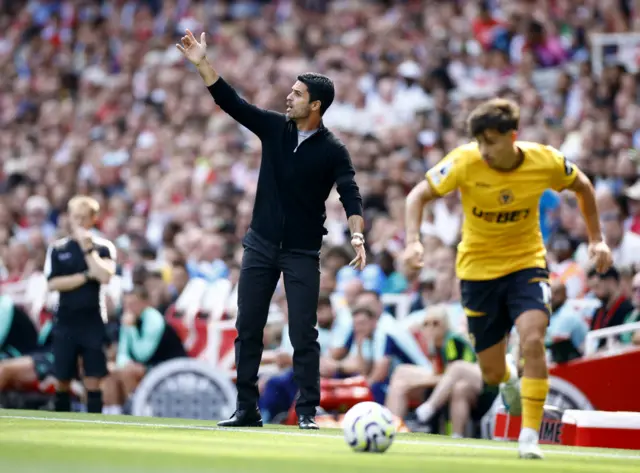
[588,240,613,273]
[350,234,366,270]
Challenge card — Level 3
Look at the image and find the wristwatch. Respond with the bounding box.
[83,270,91,282]
[351,232,365,243]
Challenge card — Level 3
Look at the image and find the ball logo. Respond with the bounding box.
[131,358,236,420]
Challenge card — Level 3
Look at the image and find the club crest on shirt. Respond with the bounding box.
[498,189,514,205]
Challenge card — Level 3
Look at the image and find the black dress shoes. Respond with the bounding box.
[218,408,263,427]
[298,415,319,430]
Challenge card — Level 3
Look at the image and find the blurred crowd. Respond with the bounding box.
[1,0,640,417]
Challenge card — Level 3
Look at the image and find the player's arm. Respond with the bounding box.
[84,242,117,284]
[405,153,461,244]
[567,170,602,244]
[405,180,440,244]
[548,146,601,243]
[549,146,612,272]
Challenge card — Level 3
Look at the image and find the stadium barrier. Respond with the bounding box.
[584,321,640,356]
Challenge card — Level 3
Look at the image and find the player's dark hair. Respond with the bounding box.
[467,98,520,137]
[297,73,335,116]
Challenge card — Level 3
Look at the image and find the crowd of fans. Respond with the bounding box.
[1,0,640,426]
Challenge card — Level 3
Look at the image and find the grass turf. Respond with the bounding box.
[1,409,639,473]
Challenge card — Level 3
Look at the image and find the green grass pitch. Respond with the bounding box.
[1,409,639,473]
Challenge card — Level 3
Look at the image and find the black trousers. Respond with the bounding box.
[235,229,320,416]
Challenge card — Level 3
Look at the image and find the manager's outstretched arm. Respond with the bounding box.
[177,29,279,138]
[567,170,613,273]
[403,180,439,271]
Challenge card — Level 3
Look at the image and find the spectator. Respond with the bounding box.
[547,279,589,363]
[620,272,640,346]
[103,285,186,415]
[575,195,640,268]
[623,180,640,235]
[548,231,587,299]
[588,267,634,337]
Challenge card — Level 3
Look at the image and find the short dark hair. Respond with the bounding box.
[467,98,520,137]
[297,73,335,116]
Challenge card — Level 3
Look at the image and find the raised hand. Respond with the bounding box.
[176,29,207,66]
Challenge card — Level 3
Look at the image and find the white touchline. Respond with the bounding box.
[1,415,639,461]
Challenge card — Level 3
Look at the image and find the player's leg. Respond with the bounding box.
[415,360,482,424]
[512,309,548,458]
[508,268,552,459]
[0,356,38,390]
[385,364,439,418]
[280,251,321,428]
[460,278,517,388]
[52,325,79,412]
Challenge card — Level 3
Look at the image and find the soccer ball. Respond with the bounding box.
[342,401,396,453]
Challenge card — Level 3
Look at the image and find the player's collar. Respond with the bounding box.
[494,147,525,173]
